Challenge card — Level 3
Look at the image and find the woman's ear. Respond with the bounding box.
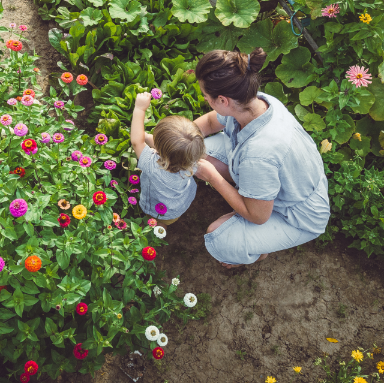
[218,95,229,106]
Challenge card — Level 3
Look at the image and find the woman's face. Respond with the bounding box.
[199,81,228,115]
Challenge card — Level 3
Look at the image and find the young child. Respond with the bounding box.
[131,92,205,227]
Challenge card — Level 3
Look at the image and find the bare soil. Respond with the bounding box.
[3,1,384,383]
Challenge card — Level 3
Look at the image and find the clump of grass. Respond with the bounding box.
[191,293,212,322]
[271,345,280,355]
[154,359,169,374]
[244,312,254,322]
[336,303,348,318]
[7,5,17,11]
[235,350,247,361]
[234,274,258,302]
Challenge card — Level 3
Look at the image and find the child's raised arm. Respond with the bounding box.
[131,92,152,159]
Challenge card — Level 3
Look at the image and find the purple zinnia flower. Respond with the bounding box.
[104,160,116,170]
[128,197,137,205]
[155,203,167,216]
[0,114,12,126]
[129,189,139,193]
[21,95,34,106]
[0,257,4,272]
[7,98,17,106]
[9,23,16,29]
[151,88,162,99]
[64,119,75,131]
[110,180,118,188]
[79,156,92,167]
[41,132,51,143]
[129,175,140,184]
[14,123,28,136]
[52,132,64,143]
[95,134,108,145]
[9,199,28,217]
[54,100,65,109]
[71,150,82,161]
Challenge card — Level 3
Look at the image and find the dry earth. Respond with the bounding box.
[2,1,384,383]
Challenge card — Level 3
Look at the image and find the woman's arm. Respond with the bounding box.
[195,159,274,224]
[193,111,225,137]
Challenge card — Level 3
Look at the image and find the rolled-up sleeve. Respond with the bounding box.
[238,159,280,201]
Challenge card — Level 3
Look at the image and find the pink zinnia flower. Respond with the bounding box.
[14,123,28,136]
[9,23,16,29]
[71,150,82,161]
[79,156,92,167]
[129,175,140,184]
[95,134,108,145]
[155,203,167,215]
[76,302,88,315]
[115,220,127,230]
[0,257,5,272]
[64,119,75,131]
[346,65,372,88]
[113,212,120,223]
[321,4,340,18]
[128,197,137,205]
[151,88,162,99]
[52,132,64,143]
[21,95,34,106]
[7,98,17,106]
[73,343,88,360]
[9,199,28,217]
[0,114,12,126]
[148,218,157,227]
[40,132,51,144]
[104,160,116,170]
[19,25,27,31]
[110,180,118,188]
[129,189,139,193]
[54,100,65,109]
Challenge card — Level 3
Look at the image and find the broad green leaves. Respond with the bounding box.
[369,78,384,121]
[109,0,141,22]
[80,7,103,27]
[171,0,212,23]
[215,0,260,28]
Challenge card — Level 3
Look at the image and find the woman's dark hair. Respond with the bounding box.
[195,48,267,106]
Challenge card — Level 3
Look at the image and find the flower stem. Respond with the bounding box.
[7,134,12,165]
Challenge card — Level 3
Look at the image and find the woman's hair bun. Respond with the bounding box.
[249,48,267,73]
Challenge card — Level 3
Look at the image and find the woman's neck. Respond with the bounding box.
[233,98,269,130]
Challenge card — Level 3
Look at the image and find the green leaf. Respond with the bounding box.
[350,136,371,156]
[351,87,375,115]
[171,0,212,23]
[129,306,141,323]
[299,86,324,106]
[378,61,384,84]
[23,222,34,237]
[264,82,288,104]
[369,78,384,121]
[334,115,355,145]
[302,113,326,132]
[80,7,103,27]
[48,28,67,57]
[0,322,14,335]
[88,0,104,5]
[0,308,16,321]
[215,0,259,28]
[109,0,141,22]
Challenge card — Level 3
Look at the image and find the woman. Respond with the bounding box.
[193,48,330,269]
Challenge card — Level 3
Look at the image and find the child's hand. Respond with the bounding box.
[134,92,152,112]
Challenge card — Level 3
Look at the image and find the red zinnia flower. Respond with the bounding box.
[10,40,22,51]
[76,302,88,315]
[115,220,127,230]
[24,360,38,375]
[11,167,26,177]
[6,40,14,49]
[76,74,88,86]
[16,96,23,102]
[93,191,107,205]
[21,139,37,154]
[152,347,164,360]
[73,343,89,359]
[58,213,70,228]
[61,72,73,84]
[142,246,156,261]
[23,89,35,98]
[20,373,30,383]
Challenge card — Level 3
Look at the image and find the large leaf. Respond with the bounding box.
[264,82,288,104]
[48,29,67,57]
[215,0,260,29]
[299,86,324,106]
[302,113,326,132]
[80,7,103,27]
[369,78,384,121]
[109,0,141,22]
[275,46,315,88]
[351,87,375,115]
[171,0,212,24]
[334,115,355,145]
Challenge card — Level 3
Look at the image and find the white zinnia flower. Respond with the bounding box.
[171,278,180,286]
[145,325,160,341]
[153,286,162,297]
[154,226,166,239]
[157,333,168,347]
[184,293,197,308]
[17,259,22,265]
[33,99,41,105]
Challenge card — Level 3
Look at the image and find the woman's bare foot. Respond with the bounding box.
[256,253,269,262]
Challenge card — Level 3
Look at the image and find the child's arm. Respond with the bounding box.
[131,92,152,159]
[144,132,155,148]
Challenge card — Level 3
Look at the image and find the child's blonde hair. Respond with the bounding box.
[153,115,205,175]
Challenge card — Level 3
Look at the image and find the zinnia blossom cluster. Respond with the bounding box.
[151,88,162,99]
[7,98,17,106]
[24,361,38,375]
[73,343,88,359]
[79,156,92,167]
[21,139,37,155]
[71,150,82,161]
[41,132,51,143]
[7,40,23,51]
[52,132,65,143]
[9,199,28,217]
[346,65,372,88]
[0,114,12,126]
[21,95,34,106]
[10,167,25,177]
[128,197,137,205]
[23,89,35,98]
[77,74,88,85]
[321,4,340,18]
[142,246,156,261]
[14,123,28,136]
[72,205,87,219]
[115,219,127,230]
[58,213,70,228]
[0,257,5,272]
[104,160,116,170]
[76,302,88,315]
[25,256,42,272]
[54,100,65,109]
[93,191,107,205]
[61,72,73,83]
[155,203,167,215]
[110,180,118,188]
[95,133,108,145]
[129,175,140,184]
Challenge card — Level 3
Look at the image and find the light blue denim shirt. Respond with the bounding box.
[215,92,330,234]
[137,145,197,220]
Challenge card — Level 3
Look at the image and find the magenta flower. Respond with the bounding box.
[346,65,372,88]
[9,23,16,28]
[0,257,4,272]
[104,160,116,170]
[21,95,34,106]
[19,25,27,31]
[64,119,75,131]
[155,203,167,215]
[0,114,12,126]
[115,220,127,230]
[321,4,340,18]
[7,98,17,106]
[25,147,38,156]
[54,100,65,109]
[151,88,162,99]
[40,132,51,143]
[128,197,137,205]
[129,189,139,193]
[71,150,82,161]
[79,156,92,167]
[9,199,28,217]
[52,132,65,143]
[110,180,118,188]
[129,175,140,185]
[14,123,28,136]
[95,134,108,145]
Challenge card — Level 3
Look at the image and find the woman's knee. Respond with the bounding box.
[206,212,236,234]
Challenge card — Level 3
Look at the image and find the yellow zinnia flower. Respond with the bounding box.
[353,133,362,141]
[359,13,372,24]
[354,377,367,383]
[265,377,276,383]
[293,366,302,374]
[373,345,382,354]
[117,313,122,319]
[351,350,364,362]
[72,204,87,219]
[377,361,384,373]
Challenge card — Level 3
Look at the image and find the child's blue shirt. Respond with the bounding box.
[137,145,197,220]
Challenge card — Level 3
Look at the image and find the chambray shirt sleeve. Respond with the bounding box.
[238,159,281,201]
[137,144,153,173]
[216,113,228,126]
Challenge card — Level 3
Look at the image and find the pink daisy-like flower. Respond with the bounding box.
[7,98,17,106]
[40,132,51,144]
[129,175,140,185]
[128,197,137,205]
[95,134,108,145]
[52,132,64,143]
[112,212,120,223]
[71,150,82,161]
[14,123,28,136]
[79,156,92,167]
[129,189,139,193]
[9,199,28,217]
[148,218,157,227]
[346,65,372,88]
[115,220,127,230]
[110,180,118,188]
[321,4,340,18]
[104,160,116,170]
[64,119,75,131]
[0,257,5,272]
[19,25,27,31]
[54,100,65,109]
[151,88,162,99]
[9,23,16,29]
[155,203,167,215]
[21,95,34,106]
[0,114,12,126]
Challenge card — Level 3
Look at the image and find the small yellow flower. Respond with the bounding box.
[354,377,367,383]
[72,204,87,219]
[293,366,302,374]
[367,352,374,359]
[373,345,382,354]
[265,377,276,383]
[116,313,122,319]
[377,361,384,373]
[320,139,332,154]
[359,13,372,24]
[353,133,362,141]
[352,350,364,362]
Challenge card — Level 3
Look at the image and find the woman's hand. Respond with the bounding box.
[195,159,218,183]
[134,92,152,112]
